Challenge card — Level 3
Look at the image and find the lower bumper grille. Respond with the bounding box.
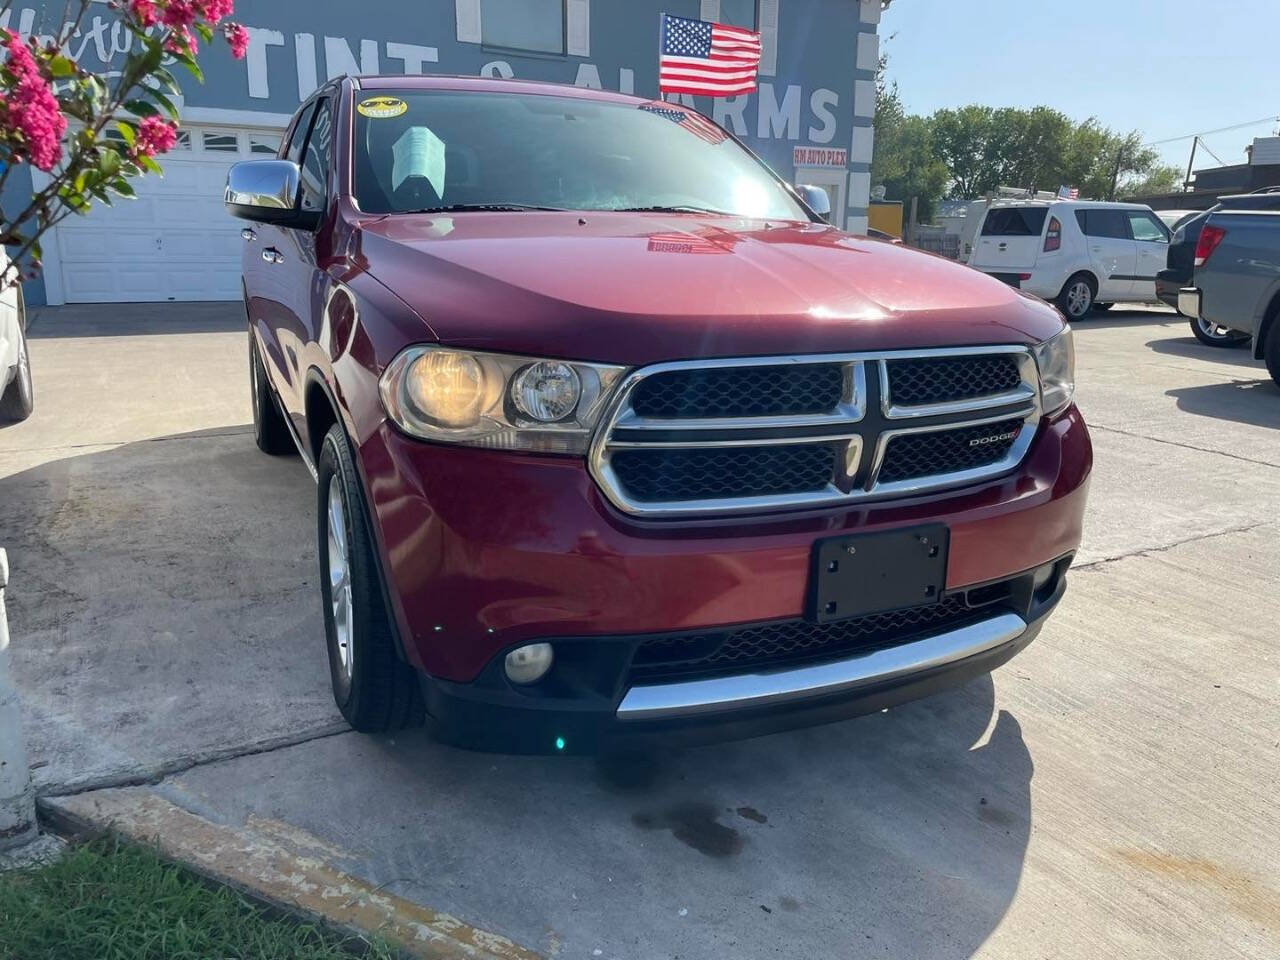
[630,594,985,682]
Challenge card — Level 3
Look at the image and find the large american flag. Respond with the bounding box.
[659,13,762,97]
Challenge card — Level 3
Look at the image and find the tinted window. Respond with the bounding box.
[480,0,564,53]
[299,98,333,214]
[352,90,807,220]
[981,207,1049,237]
[284,102,315,164]
[1075,209,1129,240]
[1127,211,1168,243]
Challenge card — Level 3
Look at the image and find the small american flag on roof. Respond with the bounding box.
[1058,185,1080,200]
[659,13,762,97]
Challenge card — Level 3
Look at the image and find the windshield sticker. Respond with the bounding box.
[392,126,447,198]
[358,97,408,119]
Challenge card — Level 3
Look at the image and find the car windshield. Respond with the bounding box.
[351,89,809,220]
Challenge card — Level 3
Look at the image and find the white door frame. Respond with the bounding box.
[36,109,289,306]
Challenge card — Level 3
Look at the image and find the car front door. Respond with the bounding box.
[248,101,315,420]
[1076,208,1137,302]
[263,96,334,433]
[1126,209,1171,303]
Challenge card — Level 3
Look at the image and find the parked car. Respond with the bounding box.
[968,199,1172,319]
[0,262,32,423]
[1178,205,1280,385]
[1157,192,1280,346]
[226,76,1092,753]
[1155,209,1201,232]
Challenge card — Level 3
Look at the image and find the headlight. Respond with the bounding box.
[380,345,627,453]
[1032,326,1075,415]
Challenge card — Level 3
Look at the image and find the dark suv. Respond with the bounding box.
[225,76,1091,753]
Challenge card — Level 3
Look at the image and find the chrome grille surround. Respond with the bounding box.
[589,347,1042,518]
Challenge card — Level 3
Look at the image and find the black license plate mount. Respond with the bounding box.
[808,524,950,624]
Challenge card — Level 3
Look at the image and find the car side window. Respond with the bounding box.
[1127,211,1169,243]
[1074,209,1129,240]
[284,102,316,164]
[299,98,334,214]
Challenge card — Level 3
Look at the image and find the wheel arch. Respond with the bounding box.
[1253,285,1280,361]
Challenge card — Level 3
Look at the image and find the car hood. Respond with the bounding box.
[359,212,1063,366]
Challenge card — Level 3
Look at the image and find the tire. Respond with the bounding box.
[317,422,423,732]
[1055,273,1096,321]
[0,313,33,423]
[1189,317,1250,349]
[1265,319,1280,388]
[249,331,295,455]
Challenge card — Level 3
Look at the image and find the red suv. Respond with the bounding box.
[226,76,1091,753]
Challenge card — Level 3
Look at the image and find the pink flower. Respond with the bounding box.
[135,116,178,157]
[198,0,236,23]
[224,22,249,60]
[128,0,159,27]
[161,0,197,32]
[0,31,67,172]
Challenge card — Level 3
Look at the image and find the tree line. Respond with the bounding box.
[871,75,1183,222]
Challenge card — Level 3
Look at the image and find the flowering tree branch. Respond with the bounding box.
[0,0,249,286]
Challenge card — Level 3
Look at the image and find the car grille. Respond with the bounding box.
[631,364,845,419]
[877,418,1027,484]
[591,349,1039,516]
[611,443,837,502]
[629,594,983,681]
[885,355,1023,407]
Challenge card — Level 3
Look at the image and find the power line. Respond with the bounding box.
[1145,116,1279,147]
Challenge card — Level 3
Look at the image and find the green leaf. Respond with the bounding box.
[98,150,121,176]
[114,120,137,147]
[138,155,163,176]
[112,180,137,198]
[151,65,181,94]
[124,99,160,118]
[47,55,76,78]
[148,88,180,121]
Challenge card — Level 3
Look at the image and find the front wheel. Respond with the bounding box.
[1056,274,1095,321]
[1265,320,1280,388]
[0,322,33,423]
[317,422,423,732]
[1189,317,1250,348]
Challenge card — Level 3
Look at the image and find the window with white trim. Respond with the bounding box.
[719,0,758,29]
[480,0,566,54]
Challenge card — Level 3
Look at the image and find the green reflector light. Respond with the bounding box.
[555,736,566,751]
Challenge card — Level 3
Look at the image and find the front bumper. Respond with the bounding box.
[358,403,1091,686]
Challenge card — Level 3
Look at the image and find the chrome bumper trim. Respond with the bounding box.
[1177,287,1202,319]
[616,611,1028,721]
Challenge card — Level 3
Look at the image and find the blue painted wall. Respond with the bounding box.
[3,0,877,305]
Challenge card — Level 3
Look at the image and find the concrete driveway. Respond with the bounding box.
[2,303,1278,958]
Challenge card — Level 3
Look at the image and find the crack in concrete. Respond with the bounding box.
[1076,520,1275,571]
[36,722,352,801]
[1087,422,1280,470]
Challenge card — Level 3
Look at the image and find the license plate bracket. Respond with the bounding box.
[808,524,950,624]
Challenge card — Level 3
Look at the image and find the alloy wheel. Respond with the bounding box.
[1065,281,1092,318]
[326,476,354,687]
[1196,318,1240,342]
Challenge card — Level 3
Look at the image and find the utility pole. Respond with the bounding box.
[1184,136,1200,191]
[1109,144,1127,201]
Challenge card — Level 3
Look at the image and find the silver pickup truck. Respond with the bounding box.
[1178,205,1280,386]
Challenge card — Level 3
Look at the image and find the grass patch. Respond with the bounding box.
[0,835,400,960]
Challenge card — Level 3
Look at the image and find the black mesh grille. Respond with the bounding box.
[630,594,980,681]
[887,355,1022,407]
[631,364,844,419]
[878,418,1026,484]
[611,444,836,503]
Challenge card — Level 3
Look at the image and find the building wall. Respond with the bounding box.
[2,0,879,306]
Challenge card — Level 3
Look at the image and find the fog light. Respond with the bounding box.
[504,643,555,685]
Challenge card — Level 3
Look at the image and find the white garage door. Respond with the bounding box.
[50,125,282,304]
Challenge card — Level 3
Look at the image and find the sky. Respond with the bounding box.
[880,0,1278,175]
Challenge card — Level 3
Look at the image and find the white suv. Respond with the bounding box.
[0,260,32,423]
[968,199,1171,319]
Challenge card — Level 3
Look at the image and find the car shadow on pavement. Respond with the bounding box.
[349,673,1031,958]
[1071,307,1180,331]
[1146,335,1266,371]
[27,301,243,339]
[1166,379,1280,430]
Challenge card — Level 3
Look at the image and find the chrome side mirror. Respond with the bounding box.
[796,184,832,223]
[225,160,320,230]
